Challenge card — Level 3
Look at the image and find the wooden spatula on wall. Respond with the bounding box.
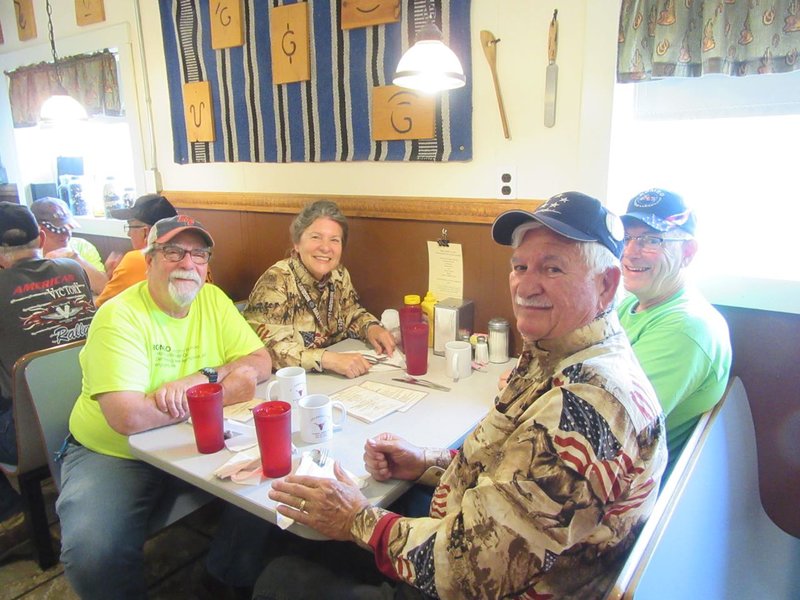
[480,30,510,139]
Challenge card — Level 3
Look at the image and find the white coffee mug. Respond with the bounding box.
[265,366,307,403]
[298,394,347,444]
[445,341,472,382]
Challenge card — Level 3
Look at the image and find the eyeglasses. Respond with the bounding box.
[156,244,212,265]
[123,224,147,234]
[623,234,686,251]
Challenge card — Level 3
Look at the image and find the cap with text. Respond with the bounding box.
[0,202,41,247]
[110,193,177,225]
[491,191,625,258]
[147,215,214,249]
[621,188,696,235]
[30,197,79,235]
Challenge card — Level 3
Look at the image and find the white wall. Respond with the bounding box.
[0,1,620,202]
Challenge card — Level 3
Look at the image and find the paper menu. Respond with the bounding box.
[358,381,426,412]
[223,398,262,423]
[331,382,427,423]
[427,241,463,301]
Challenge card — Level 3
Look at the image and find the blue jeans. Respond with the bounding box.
[0,405,21,521]
[55,443,175,600]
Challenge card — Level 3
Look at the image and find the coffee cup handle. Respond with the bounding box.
[265,380,278,401]
[450,353,460,382]
[332,401,347,429]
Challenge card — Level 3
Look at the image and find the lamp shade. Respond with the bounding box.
[39,93,88,125]
[393,21,466,93]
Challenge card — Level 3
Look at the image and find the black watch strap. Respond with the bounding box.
[199,367,218,383]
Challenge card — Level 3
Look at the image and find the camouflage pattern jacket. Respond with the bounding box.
[351,312,667,599]
[243,256,380,371]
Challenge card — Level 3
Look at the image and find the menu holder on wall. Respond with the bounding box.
[75,0,106,27]
[210,0,244,50]
[270,2,311,85]
[372,85,435,141]
[14,0,37,42]
[183,81,216,142]
[341,0,401,30]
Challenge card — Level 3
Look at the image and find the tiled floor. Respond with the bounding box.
[0,482,223,600]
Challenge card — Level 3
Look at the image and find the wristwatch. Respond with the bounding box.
[199,367,218,383]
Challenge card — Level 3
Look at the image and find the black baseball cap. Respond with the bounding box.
[0,202,41,247]
[492,191,625,258]
[621,188,696,235]
[110,194,177,225]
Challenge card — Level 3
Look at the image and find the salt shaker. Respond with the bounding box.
[488,318,510,363]
[475,335,489,364]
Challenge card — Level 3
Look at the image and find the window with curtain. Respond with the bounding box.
[611,2,800,314]
[617,0,800,81]
[5,50,122,127]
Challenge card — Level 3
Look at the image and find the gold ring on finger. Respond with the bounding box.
[299,498,307,511]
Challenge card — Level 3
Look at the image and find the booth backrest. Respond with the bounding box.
[606,377,800,599]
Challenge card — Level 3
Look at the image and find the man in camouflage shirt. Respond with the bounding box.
[258,192,667,600]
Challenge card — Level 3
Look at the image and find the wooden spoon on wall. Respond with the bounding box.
[480,30,510,139]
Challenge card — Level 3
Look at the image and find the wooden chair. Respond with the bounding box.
[4,341,212,570]
[605,377,800,599]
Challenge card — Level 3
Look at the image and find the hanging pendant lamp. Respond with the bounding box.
[392,1,465,94]
[39,0,88,125]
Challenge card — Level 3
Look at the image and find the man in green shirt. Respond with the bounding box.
[618,188,731,471]
[56,215,271,599]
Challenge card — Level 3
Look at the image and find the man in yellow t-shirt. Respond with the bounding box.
[56,215,271,599]
[95,194,178,306]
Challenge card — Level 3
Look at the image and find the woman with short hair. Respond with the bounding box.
[244,200,395,378]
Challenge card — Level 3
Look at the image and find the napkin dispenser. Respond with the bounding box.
[433,298,474,356]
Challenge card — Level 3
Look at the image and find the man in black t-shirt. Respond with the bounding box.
[0,202,95,559]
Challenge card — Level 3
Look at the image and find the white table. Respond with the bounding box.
[129,339,514,539]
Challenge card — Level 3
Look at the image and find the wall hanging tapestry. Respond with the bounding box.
[158,0,472,163]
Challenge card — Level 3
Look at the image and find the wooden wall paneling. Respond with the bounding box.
[166,191,536,224]
[180,208,255,302]
[239,211,295,301]
[73,233,131,262]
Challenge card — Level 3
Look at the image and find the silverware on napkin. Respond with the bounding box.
[391,377,451,392]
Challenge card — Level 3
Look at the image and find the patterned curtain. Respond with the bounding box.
[618,0,800,82]
[5,50,122,127]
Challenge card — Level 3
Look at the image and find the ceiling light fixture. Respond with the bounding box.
[392,0,466,94]
[39,0,88,125]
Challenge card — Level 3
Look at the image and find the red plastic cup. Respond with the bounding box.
[253,401,292,478]
[403,321,429,376]
[398,306,422,348]
[186,383,225,454]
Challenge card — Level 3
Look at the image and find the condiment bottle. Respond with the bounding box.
[404,294,421,308]
[475,335,489,364]
[420,291,437,347]
[488,318,510,363]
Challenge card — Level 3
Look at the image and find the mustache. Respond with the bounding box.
[514,295,552,308]
[169,269,202,285]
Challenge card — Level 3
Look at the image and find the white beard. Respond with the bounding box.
[167,269,202,307]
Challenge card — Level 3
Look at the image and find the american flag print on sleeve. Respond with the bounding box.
[353,312,666,599]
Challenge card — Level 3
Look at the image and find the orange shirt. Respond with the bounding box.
[95,249,146,307]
